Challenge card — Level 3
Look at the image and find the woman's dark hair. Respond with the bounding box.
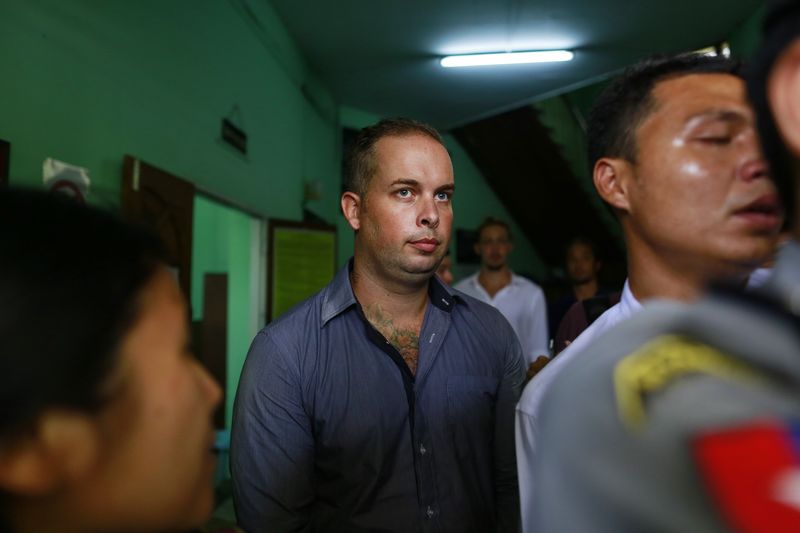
[747,0,800,225]
[0,189,166,440]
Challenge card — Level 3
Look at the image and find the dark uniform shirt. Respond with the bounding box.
[232,260,524,533]
[531,242,800,532]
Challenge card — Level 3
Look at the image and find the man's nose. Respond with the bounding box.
[418,197,440,228]
[739,131,769,183]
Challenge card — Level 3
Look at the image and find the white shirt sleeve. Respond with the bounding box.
[520,286,549,364]
[516,402,540,533]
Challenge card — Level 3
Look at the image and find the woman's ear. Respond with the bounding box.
[341,191,362,231]
[0,411,99,495]
[769,38,800,157]
[593,157,634,213]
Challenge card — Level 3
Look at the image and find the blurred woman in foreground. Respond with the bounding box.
[0,189,221,533]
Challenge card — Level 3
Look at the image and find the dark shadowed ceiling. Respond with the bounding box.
[266,0,763,278]
[268,0,762,129]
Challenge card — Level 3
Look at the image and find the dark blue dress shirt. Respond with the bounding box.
[231,261,524,532]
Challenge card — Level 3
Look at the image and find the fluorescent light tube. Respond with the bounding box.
[440,50,573,68]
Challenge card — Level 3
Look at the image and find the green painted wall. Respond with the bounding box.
[0,0,341,223]
[0,0,342,433]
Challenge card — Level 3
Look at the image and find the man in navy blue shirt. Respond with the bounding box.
[232,118,525,532]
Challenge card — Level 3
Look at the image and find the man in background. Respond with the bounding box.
[550,237,620,353]
[548,237,604,336]
[455,217,549,365]
[516,53,783,531]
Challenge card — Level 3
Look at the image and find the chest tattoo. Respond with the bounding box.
[364,304,421,375]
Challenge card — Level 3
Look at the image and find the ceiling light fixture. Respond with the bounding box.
[440,50,573,68]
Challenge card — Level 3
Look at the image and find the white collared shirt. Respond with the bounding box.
[516,279,641,533]
[454,272,549,365]
[746,267,773,289]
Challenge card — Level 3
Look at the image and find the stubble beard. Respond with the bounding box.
[359,214,446,283]
[484,261,506,272]
[375,240,441,280]
[570,274,595,286]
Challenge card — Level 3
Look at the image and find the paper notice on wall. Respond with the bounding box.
[43,158,90,203]
[271,227,336,320]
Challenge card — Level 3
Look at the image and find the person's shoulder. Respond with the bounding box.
[452,272,478,293]
[583,297,626,334]
[560,301,687,375]
[452,288,501,317]
[263,285,328,334]
[532,301,696,458]
[541,291,787,428]
[518,301,625,414]
[512,273,544,293]
[451,288,517,334]
[534,293,800,530]
[247,280,338,367]
[557,298,589,329]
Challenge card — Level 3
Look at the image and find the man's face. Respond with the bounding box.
[355,133,454,283]
[566,242,599,285]
[84,269,222,531]
[625,73,782,276]
[475,224,513,271]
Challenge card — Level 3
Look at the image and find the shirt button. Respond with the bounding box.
[419,444,427,455]
[426,506,435,519]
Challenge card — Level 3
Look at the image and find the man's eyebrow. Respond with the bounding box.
[389,179,420,187]
[686,109,746,123]
[388,179,455,192]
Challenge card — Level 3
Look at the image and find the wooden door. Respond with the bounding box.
[200,273,228,429]
[121,155,195,301]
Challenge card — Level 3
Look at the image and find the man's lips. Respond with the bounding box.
[733,194,783,230]
[410,238,439,253]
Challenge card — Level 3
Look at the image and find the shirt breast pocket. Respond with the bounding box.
[446,375,500,458]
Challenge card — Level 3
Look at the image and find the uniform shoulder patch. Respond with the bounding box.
[693,421,800,532]
[614,335,762,429]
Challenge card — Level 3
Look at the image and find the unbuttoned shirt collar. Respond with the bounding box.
[321,258,459,326]
[462,271,525,300]
[618,279,641,316]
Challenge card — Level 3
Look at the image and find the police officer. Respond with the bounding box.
[530,3,800,531]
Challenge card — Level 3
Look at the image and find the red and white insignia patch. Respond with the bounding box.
[692,421,800,532]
